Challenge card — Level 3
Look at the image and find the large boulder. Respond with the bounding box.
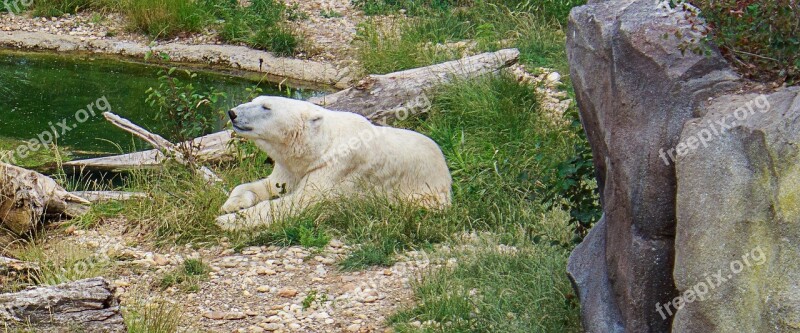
[565,0,740,331]
[673,88,800,332]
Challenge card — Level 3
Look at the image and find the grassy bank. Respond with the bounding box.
[15,0,302,56]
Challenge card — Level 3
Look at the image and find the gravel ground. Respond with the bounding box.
[63,219,439,332]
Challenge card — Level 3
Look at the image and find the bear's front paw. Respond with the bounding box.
[220,191,258,213]
[215,213,239,231]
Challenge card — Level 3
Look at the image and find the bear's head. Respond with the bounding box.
[228,96,326,162]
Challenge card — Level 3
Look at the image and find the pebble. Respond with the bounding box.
[278,287,298,298]
[224,312,247,320]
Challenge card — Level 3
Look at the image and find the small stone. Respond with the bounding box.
[203,311,226,320]
[257,285,270,293]
[383,269,393,276]
[246,310,259,316]
[265,315,282,323]
[260,323,283,331]
[278,287,298,298]
[363,296,378,303]
[347,323,361,332]
[248,325,265,333]
[153,254,169,266]
[225,312,247,320]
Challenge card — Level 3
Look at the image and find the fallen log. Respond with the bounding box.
[0,277,125,332]
[1,162,90,238]
[309,48,520,122]
[0,256,39,287]
[62,130,234,172]
[70,191,149,202]
[101,112,223,183]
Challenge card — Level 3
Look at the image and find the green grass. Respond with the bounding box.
[7,240,112,290]
[119,0,207,38]
[159,258,209,292]
[123,298,182,333]
[390,227,581,332]
[354,0,583,75]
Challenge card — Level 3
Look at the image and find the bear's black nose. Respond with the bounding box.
[228,110,237,121]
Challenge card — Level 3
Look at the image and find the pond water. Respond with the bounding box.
[0,50,319,165]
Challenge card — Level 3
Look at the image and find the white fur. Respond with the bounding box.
[217,96,452,230]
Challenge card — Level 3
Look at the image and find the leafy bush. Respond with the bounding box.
[690,0,799,83]
[145,68,226,158]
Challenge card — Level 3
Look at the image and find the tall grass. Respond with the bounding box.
[119,0,206,38]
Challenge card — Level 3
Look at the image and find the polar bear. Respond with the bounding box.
[216,96,452,230]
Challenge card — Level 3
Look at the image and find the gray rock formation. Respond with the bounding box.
[673,88,800,332]
[566,0,740,331]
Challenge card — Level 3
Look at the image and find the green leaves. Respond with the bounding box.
[145,68,227,147]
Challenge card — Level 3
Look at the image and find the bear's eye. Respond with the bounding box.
[261,104,271,111]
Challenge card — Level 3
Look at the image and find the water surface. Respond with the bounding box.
[0,50,317,161]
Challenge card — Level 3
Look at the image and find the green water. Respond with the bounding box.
[0,50,317,163]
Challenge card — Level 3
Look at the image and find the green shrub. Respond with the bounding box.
[145,68,227,153]
[689,0,799,83]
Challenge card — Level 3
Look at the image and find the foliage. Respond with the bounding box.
[540,109,600,238]
[689,0,799,84]
[145,67,226,159]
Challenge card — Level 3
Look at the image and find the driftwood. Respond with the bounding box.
[100,112,223,182]
[63,129,234,172]
[70,191,148,202]
[0,277,125,332]
[309,48,520,122]
[1,162,90,238]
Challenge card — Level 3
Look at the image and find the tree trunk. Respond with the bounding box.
[0,277,125,332]
[1,163,90,238]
